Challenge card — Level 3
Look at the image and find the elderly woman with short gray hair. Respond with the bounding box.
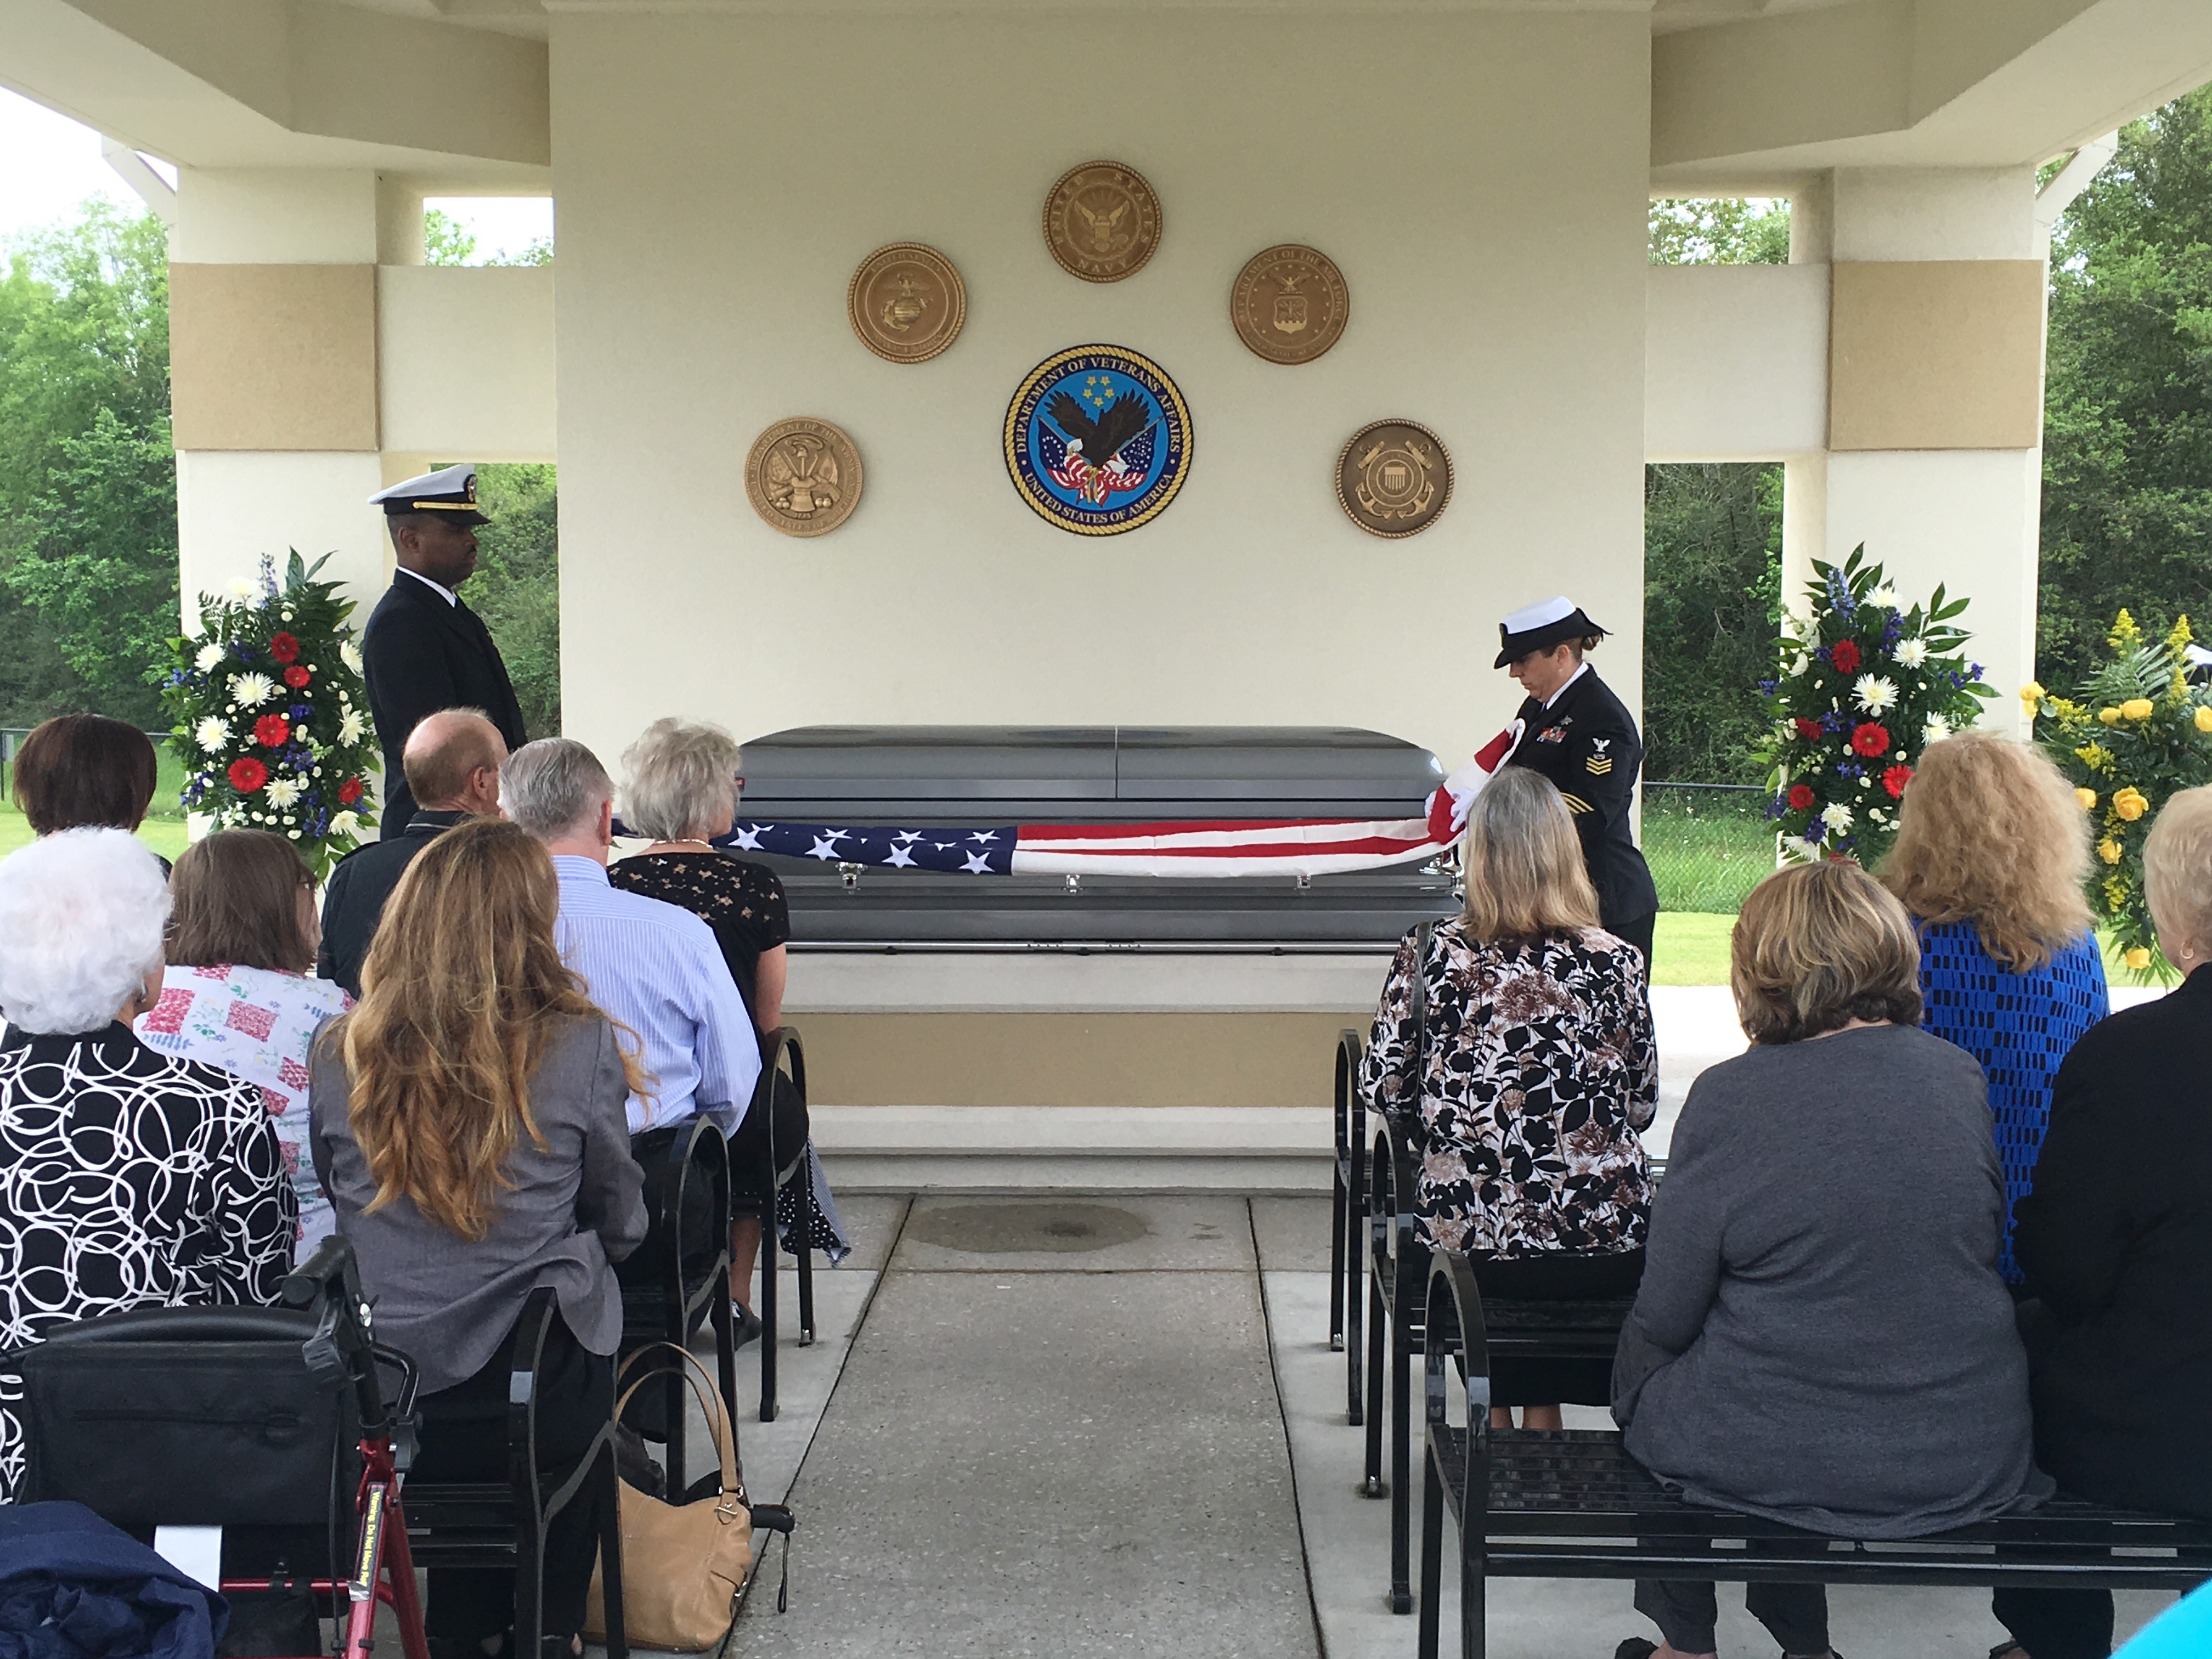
[0,828,296,1500]
[610,718,849,1335]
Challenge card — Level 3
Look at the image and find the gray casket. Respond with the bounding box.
[736,725,1459,946]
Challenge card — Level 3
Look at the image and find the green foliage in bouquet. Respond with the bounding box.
[159,551,379,880]
[2025,610,2212,982]
[1760,546,1994,869]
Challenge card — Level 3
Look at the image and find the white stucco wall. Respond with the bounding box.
[1644,261,1830,461]
[546,10,1651,771]
[174,450,391,630]
[377,264,557,459]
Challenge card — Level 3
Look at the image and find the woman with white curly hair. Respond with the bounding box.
[0,828,296,1501]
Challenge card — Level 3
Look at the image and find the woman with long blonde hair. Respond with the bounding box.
[1879,732,2108,1286]
[309,818,646,1658]
[1360,765,1656,1431]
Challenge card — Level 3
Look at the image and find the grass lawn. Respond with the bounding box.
[1652,912,1735,986]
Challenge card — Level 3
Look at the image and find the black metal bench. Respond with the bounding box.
[1418,1250,2212,1659]
[1329,1026,1367,1422]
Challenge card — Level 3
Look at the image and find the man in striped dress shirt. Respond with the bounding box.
[502,737,760,1137]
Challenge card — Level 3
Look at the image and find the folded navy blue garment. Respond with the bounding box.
[0,1502,227,1659]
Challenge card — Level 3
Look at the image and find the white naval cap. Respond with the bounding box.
[369,462,489,526]
[1495,595,1608,668]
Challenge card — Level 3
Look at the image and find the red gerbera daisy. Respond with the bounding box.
[1883,764,1914,799]
[337,777,363,806]
[1792,718,1822,742]
[228,757,268,792]
[1850,722,1890,758]
[282,665,310,689]
[1787,783,1815,811]
[1830,639,1861,674]
[254,713,292,749]
[268,633,301,664]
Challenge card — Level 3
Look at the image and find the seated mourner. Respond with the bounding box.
[1991,785,2212,1659]
[1612,860,2047,1659]
[610,717,851,1342]
[1361,765,1656,1429]
[0,829,296,1502]
[137,828,353,1252]
[309,819,646,1655]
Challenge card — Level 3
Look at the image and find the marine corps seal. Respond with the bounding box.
[848,243,967,364]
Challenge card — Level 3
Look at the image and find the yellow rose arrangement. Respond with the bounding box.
[2027,608,2212,982]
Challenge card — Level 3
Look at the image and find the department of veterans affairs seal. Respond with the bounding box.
[1043,162,1161,283]
[747,417,864,538]
[1231,245,1348,365]
[1335,419,1451,539]
[1004,345,1193,536]
[848,243,967,364]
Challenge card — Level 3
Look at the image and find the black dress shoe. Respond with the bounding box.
[732,1301,763,1349]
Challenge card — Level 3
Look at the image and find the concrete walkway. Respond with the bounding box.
[702,1192,2176,1659]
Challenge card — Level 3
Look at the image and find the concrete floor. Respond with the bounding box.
[676,1192,2181,1659]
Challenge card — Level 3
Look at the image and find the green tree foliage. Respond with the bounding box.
[1642,462,1784,781]
[0,202,174,726]
[1647,198,1791,265]
[2039,88,2212,693]
[424,206,553,268]
[463,462,561,738]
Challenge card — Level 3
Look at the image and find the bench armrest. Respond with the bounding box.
[1370,1109,1424,1267]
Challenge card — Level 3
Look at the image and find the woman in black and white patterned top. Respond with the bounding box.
[1361,765,1656,1428]
[0,828,296,1500]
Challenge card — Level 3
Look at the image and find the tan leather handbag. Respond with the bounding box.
[583,1344,753,1651]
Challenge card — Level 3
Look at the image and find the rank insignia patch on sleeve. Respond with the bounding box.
[1585,738,1613,776]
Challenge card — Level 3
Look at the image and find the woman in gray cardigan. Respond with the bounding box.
[1611,861,2045,1659]
[311,820,647,1659]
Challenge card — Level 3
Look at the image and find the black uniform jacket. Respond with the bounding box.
[360,573,527,834]
[1506,665,1658,929]
[2013,968,2212,1519]
[317,809,467,997]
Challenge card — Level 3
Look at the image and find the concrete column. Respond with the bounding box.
[1787,167,2045,734]
[168,168,398,629]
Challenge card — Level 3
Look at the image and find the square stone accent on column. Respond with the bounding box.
[1827,259,2046,451]
[171,263,380,451]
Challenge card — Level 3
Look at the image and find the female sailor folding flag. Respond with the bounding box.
[701,724,1523,881]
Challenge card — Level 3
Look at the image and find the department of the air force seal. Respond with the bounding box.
[1043,162,1161,283]
[1231,245,1348,365]
[1335,419,1451,539]
[746,417,864,538]
[1004,345,1192,536]
[848,243,966,364]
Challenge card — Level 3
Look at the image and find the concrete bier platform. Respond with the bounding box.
[749,725,1457,1188]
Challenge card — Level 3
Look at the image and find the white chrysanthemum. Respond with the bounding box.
[1853,674,1899,714]
[232,671,277,708]
[194,642,226,673]
[193,716,232,754]
[330,811,362,838]
[1785,835,1824,862]
[1868,585,1899,610]
[228,578,256,599]
[340,640,363,674]
[1789,653,1811,676]
[1922,713,1952,746]
[264,777,303,810]
[1821,803,1854,833]
[337,709,366,746]
[1893,637,1929,669]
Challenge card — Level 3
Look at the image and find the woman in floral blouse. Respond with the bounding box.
[1361,764,1657,1427]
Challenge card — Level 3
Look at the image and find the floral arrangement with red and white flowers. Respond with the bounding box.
[159,550,379,879]
[1760,546,1993,867]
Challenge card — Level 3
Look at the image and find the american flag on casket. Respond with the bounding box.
[705,724,1522,881]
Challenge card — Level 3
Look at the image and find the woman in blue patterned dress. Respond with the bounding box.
[1881,732,2107,1285]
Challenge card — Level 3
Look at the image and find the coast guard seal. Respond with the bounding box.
[1003,345,1194,537]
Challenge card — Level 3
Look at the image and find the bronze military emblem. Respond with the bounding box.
[848,243,967,364]
[1336,420,1452,539]
[1230,245,1348,365]
[1044,161,1161,283]
[746,418,864,538]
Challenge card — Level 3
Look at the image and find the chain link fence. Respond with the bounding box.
[1642,780,1775,913]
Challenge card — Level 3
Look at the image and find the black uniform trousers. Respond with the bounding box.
[413,1306,612,1643]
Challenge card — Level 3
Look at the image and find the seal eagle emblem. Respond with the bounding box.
[1003,345,1193,535]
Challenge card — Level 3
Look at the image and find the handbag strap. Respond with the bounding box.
[614,1341,744,1503]
[1406,921,1432,1115]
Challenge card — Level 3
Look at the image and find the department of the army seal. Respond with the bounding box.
[1336,420,1451,539]
[1043,161,1161,283]
[1230,245,1348,365]
[1004,345,1193,535]
[746,418,864,538]
[848,243,967,364]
